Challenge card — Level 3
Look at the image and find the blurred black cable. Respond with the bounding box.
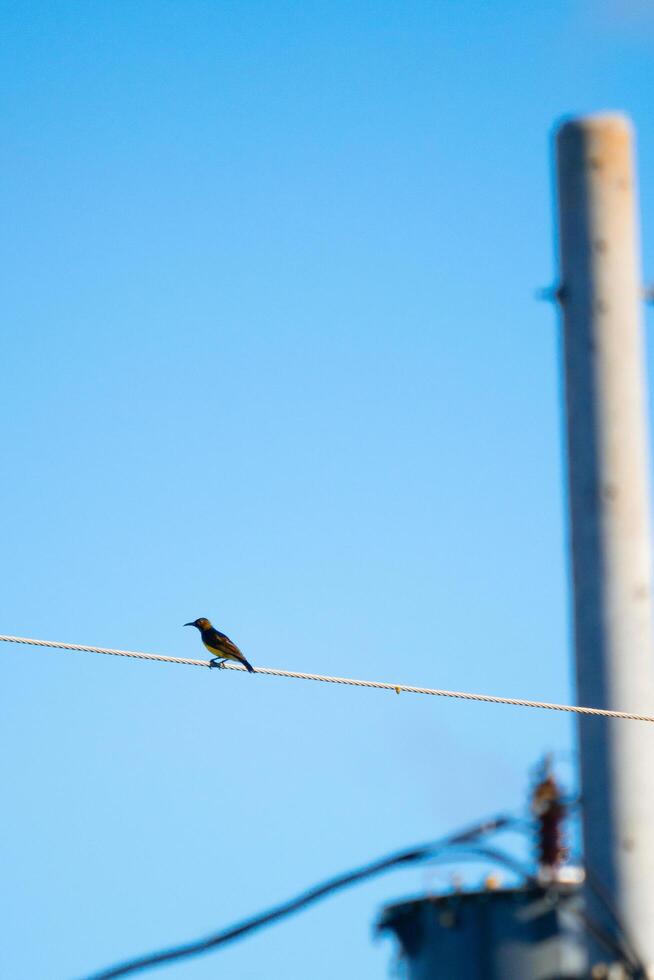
[452,843,535,882]
[573,907,643,977]
[85,811,641,979]
[82,814,512,980]
[583,866,647,978]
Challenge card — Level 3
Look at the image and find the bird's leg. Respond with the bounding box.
[209,658,227,669]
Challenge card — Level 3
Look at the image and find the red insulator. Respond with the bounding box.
[532,773,568,869]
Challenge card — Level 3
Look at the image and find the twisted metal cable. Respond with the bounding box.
[2,633,654,724]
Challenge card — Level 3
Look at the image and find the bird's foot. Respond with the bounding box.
[209,658,226,670]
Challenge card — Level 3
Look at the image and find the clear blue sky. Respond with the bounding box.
[2,2,654,978]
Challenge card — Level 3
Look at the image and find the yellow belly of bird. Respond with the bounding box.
[202,642,240,662]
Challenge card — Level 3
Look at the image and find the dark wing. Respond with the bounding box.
[206,627,245,659]
[203,626,255,673]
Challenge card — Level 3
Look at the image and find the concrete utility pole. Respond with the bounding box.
[555,113,654,972]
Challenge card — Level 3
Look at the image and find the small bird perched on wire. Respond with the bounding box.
[184,617,255,673]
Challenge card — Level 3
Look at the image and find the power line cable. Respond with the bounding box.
[584,866,647,978]
[3,633,654,725]
[451,844,535,882]
[572,908,642,977]
[509,813,644,977]
[81,816,510,979]
[83,829,637,980]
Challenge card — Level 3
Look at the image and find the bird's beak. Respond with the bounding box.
[183,622,194,627]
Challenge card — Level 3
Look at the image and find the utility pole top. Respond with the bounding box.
[556,114,635,188]
[558,111,632,130]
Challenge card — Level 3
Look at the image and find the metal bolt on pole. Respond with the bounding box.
[555,113,654,974]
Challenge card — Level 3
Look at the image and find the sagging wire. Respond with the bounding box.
[81,815,512,980]
[3,632,654,725]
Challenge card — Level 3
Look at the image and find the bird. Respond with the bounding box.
[184,617,255,673]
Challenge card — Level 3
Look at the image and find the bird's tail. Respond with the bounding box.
[241,657,255,674]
